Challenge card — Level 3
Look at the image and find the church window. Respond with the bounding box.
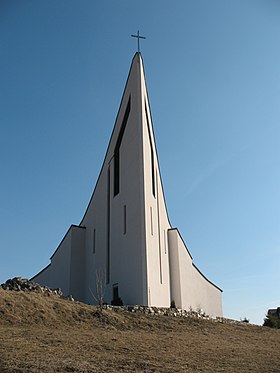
[156,171,163,284]
[93,228,96,254]
[114,97,131,196]
[113,284,119,301]
[150,206,153,235]
[111,283,123,305]
[145,103,155,198]
[123,205,127,234]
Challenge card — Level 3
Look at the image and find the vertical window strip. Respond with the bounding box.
[114,96,131,196]
[113,283,119,302]
[156,172,163,284]
[123,205,126,235]
[164,230,167,254]
[150,206,153,235]
[145,103,155,198]
[114,152,120,196]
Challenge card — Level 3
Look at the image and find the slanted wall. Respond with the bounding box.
[140,56,171,307]
[80,53,147,306]
[32,225,86,300]
[168,228,222,317]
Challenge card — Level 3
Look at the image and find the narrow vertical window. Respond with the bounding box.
[164,230,167,254]
[93,228,96,254]
[112,283,121,305]
[114,97,131,196]
[123,205,126,235]
[145,103,155,198]
[113,284,119,301]
[156,172,163,284]
[150,206,153,235]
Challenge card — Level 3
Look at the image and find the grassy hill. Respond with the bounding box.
[0,288,280,372]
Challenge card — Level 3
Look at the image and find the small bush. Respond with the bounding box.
[263,314,280,329]
[170,300,176,309]
[240,317,250,323]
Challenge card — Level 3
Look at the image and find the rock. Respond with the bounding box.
[1,279,238,324]
[0,277,64,298]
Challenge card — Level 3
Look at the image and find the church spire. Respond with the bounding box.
[31,51,223,318]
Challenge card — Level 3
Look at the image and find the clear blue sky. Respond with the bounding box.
[1,0,279,325]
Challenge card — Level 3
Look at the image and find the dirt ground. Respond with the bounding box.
[0,289,279,372]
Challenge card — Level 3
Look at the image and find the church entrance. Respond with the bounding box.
[111,283,123,306]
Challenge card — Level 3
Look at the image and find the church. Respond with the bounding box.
[32,52,223,317]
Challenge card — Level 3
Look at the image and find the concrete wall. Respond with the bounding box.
[140,57,171,307]
[69,226,86,301]
[31,53,222,317]
[32,225,86,299]
[31,263,52,287]
[168,228,223,317]
[80,53,147,306]
[32,226,72,294]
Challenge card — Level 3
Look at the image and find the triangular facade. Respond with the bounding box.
[32,53,222,317]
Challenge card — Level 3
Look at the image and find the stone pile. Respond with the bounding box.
[103,305,245,324]
[1,277,63,297]
[0,279,245,325]
[104,304,211,320]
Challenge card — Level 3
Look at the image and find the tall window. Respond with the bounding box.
[145,103,155,197]
[156,171,163,284]
[123,205,127,235]
[150,206,153,235]
[114,97,131,196]
[113,284,119,301]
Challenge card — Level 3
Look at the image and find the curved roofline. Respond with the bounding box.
[79,53,139,226]
[168,227,222,292]
[50,224,86,260]
[79,52,173,228]
[140,53,173,228]
[30,263,51,281]
[168,227,193,260]
[192,263,223,292]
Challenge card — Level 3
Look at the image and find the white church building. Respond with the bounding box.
[32,52,223,317]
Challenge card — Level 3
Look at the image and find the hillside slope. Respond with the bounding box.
[0,288,280,372]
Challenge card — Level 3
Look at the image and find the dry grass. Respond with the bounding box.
[0,288,280,372]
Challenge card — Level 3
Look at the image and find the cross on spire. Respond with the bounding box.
[131,30,146,53]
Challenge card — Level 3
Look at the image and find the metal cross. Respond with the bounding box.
[131,30,146,53]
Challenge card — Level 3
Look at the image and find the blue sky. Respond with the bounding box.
[1,0,279,325]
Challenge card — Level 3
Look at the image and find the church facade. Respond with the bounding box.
[32,53,223,317]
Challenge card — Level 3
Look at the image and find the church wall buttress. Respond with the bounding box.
[141,80,171,307]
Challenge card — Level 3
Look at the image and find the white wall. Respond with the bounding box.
[31,263,52,287]
[168,228,223,317]
[31,53,223,316]
[32,226,72,295]
[32,225,86,300]
[140,56,171,307]
[69,226,86,301]
[80,53,148,306]
[168,229,182,308]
